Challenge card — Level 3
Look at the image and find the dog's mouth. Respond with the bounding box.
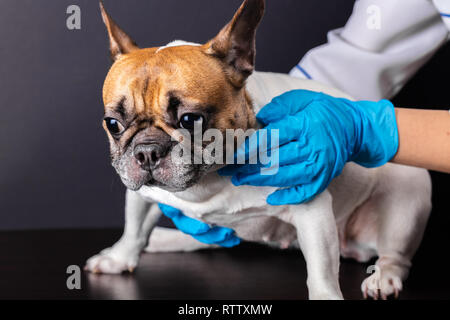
[139,165,202,192]
[144,178,156,187]
[115,137,220,192]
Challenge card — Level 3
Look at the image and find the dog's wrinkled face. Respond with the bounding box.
[100,0,264,191]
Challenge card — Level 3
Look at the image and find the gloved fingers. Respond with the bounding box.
[214,235,241,248]
[217,163,246,176]
[219,158,270,178]
[157,203,182,219]
[266,182,324,206]
[158,203,240,246]
[234,128,272,164]
[267,139,316,167]
[221,140,310,177]
[232,161,319,188]
[159,203,212,235]
[221,163,264,178]
[235,115,307,163]
[158,205,241,248]
[256,90,319,125]
[171,214,212,235]
[191,226,235,244]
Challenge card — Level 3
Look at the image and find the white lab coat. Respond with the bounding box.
[289,0,450,101]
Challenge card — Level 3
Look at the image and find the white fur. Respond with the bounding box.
[155,40,201,53]
[86,71,432,300]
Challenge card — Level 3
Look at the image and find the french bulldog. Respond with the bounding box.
[85,0,432,300]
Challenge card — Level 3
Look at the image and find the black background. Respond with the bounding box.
[0,0,449,266]
[0,0,355,229]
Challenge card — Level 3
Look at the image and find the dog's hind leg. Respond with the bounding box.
[145,227,219,253]
[360,165,431,300]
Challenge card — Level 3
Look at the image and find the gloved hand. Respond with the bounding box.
[158,203,241,248]
[219,90,399,205]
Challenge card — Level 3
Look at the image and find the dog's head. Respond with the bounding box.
[100,0,264,191]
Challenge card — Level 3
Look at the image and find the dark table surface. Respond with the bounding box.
[0,229,448,300]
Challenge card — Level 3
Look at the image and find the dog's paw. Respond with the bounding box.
[84,248,139,275]
[361,266,403,300]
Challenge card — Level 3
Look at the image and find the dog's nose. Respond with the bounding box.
[134,144,165,170]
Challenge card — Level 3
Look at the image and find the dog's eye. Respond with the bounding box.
[104,117,125,135]
[179,113,204,130]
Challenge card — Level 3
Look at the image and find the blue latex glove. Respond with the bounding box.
[158,203,241,248]
[219,90,399,205]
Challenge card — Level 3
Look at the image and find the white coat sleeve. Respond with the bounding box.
[433,0,450,30]
[289,0,449,101]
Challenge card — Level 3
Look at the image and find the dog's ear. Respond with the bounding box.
[100,1,139,61]
[206,0,265,87]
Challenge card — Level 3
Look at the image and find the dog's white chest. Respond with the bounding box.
[137,173,282,225]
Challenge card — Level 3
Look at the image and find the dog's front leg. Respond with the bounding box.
[85,189,161,274]
[285,192,343,300]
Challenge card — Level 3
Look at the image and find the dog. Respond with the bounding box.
[85,0,432,300]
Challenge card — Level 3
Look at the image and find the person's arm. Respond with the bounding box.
[393,108,450,173]
[433,0,450,30]
[290,0,449,101]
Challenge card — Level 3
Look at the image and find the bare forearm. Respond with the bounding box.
[392,108,450,173]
